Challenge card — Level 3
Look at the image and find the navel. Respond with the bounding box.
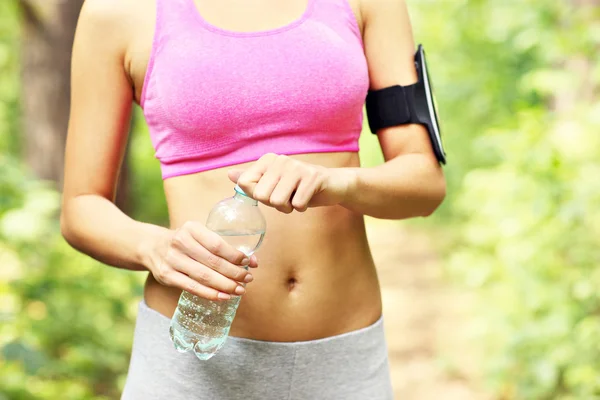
[287,277,298,292]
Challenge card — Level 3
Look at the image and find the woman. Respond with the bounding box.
[61,0,446,398]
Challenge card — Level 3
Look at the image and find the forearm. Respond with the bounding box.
[60,194,171,271]
[340,153,446,219]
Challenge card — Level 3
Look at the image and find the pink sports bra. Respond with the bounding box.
[140,0,369,179]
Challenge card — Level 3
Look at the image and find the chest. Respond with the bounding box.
[127,0,364,105]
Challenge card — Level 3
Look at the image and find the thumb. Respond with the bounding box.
[228,169,244,183]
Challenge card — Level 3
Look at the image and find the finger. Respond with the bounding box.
[237,153,278,196]
[173,228,252,282]
[167,271,233,301]
[248,254,259,268]
[252,160,284,204]
[227,168,244,184]
[184,222,249,265]
[291,176,318,212]
[171,252,246,295]
[270,172,300,213]
[190,244,254,283]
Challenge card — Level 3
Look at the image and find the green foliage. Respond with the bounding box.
[411,0,600,397]
[449,109,600,398]
[0,157,144,400]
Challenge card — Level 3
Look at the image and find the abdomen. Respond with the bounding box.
[145,152,383,341]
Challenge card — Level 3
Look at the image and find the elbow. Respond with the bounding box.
[420,174,446,217]
[60,210,72,244]
[60,204,78,249]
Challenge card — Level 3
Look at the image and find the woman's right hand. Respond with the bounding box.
[145,221,257,301]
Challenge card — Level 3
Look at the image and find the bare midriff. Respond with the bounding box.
[143,152,383,342]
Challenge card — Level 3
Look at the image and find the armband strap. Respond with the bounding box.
[365,84,419,133]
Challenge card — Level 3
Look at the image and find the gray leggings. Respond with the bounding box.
[122,300,394,400]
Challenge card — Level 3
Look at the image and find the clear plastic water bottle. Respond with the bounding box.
[169,184,266,360]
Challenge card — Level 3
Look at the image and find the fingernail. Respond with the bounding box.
[235,286,246,295]
[218,293,231,300]
[244,274,254,283]
[241,258,250,266]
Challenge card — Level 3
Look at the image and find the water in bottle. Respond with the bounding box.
[169,184,266,360]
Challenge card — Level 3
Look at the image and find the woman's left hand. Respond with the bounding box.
[228,153,356,214]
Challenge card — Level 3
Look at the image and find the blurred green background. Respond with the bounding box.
[1,0,599,399]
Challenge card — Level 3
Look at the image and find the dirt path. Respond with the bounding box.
[365,218,490,400]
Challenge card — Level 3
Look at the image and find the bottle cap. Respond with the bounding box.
[234,184,247,196]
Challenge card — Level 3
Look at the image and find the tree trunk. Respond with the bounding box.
[20,0,83,187]
[20,0,131,212]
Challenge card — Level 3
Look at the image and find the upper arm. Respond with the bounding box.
[63,0,134,203]
[360,0,440,165]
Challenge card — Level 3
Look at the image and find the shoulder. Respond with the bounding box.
[77,0,151,53]
[79,0,134,30]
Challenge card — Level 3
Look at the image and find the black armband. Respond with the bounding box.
[365,45,447,165]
